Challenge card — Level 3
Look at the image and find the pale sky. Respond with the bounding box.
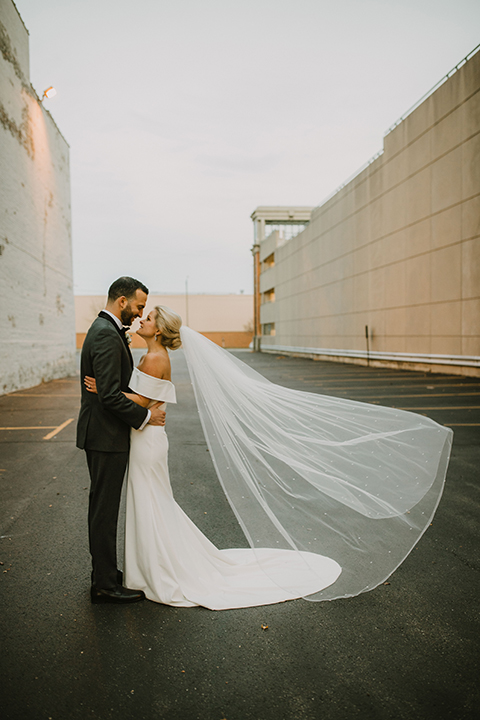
[14,0,480,295]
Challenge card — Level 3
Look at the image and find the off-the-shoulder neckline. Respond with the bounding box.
[133,367,174,384]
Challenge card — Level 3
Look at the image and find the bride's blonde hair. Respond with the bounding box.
[154,305,182,350]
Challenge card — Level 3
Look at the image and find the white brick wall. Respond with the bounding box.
[0,0,75,394]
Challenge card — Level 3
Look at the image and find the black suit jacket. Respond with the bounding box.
[76,312,148,452]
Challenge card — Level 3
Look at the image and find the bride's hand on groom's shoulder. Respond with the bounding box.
[148,403,166,426]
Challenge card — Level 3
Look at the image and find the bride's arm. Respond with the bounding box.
[84,376,149,407]
[123,391,150,407]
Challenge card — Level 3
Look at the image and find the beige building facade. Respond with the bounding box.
[0,0,75,395]
[75,294,253,349]
[254,47,480,376]
[250,206,314,351]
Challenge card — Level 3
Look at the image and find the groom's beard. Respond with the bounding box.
[120,304,135,326]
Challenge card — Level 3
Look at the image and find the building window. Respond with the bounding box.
[262,288,275,304]
[262,323,275,336]
[262,253,275,271]
[264,223,308,241]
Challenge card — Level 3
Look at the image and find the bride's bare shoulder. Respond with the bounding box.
[137,351,171,380]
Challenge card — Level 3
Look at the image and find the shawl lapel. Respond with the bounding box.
[98,311,134,369]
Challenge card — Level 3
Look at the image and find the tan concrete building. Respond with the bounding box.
[253,46,480,377]
[75,294,253,349]
[0,0,75,395]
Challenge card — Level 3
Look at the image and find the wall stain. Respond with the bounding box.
[0,20,27,87]
[0,98,35,158]
[56,295,65,315]
[20,99,35,157]
[1,19,38,158]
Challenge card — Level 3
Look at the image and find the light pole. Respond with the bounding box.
[251,243,261,351]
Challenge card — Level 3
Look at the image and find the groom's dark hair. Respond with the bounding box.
[108,276,149,301]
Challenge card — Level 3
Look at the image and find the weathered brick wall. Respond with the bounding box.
[0,0,75,394]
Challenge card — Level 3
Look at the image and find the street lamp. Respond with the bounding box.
[41,87,57,101]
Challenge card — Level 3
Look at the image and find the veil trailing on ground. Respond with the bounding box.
[180,327,453,601]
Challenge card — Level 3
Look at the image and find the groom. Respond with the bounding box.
[77,277,166,604]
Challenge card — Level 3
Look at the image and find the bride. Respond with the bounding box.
[85,306,452,610]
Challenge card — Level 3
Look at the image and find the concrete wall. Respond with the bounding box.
[75,294,254,348]
[259,48,480,376]
[0,0,75,394]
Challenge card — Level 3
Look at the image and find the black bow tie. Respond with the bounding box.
[119,326,127,335]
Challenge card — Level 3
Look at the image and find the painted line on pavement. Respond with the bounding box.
[348,392,480,399]
[396,406,480,411]
[0,426,57,430]
[7,394,80,397]
[43,418,75,440]
[444,423,480,427]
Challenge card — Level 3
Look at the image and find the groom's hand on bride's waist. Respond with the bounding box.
[148,403,166,426]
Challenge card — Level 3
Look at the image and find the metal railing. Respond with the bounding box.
[261,344,480,369]
[314,149,384,210]
[385,43,480,136]
[314,43,480,212]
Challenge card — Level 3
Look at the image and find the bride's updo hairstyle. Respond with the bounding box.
[154,305,182,350]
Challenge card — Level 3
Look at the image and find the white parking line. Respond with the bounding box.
[0,426,57,430]
[43,418,75,440]
[0,418,75,440]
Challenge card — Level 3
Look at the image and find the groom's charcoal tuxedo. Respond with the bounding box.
[77,311,147,451]
[77,311,148,590]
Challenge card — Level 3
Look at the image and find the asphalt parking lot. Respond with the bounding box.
[1,349,479,720]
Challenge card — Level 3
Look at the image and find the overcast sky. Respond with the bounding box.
[14,0,480,295]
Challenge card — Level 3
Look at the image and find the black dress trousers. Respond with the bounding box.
[86,449,129,590]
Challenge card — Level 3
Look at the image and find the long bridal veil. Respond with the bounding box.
[180,326,453,601]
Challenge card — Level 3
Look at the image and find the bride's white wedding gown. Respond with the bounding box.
[124,326,452,610]
[124,367,342,610]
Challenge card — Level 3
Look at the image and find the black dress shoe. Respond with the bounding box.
[91,586,145,604]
